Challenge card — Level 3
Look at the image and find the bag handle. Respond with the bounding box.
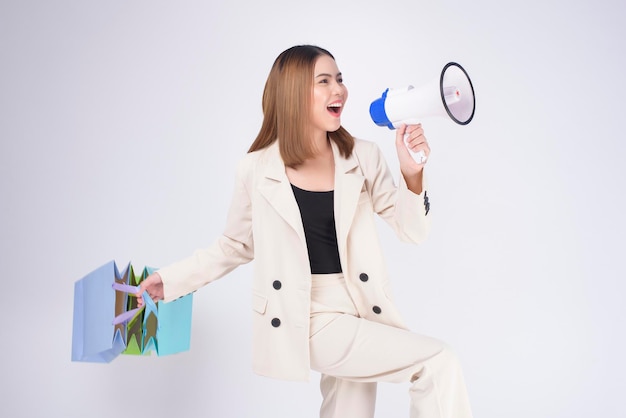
[111,283,158,325]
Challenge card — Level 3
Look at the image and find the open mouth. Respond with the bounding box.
[327,102,343,116]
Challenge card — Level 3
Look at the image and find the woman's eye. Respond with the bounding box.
[319,79,329,84]
[337,78,344,84]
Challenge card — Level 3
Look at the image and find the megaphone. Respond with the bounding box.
[369,62,476,129]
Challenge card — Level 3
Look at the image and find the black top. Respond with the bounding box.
[291,184,342,274]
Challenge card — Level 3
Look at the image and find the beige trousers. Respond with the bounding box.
[309,274,473,418]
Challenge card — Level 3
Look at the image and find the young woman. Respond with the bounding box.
[137,45,473,418]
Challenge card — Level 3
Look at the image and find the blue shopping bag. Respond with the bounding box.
[71,260,193,363]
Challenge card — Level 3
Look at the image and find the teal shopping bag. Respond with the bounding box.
[71,260,193,363]
[121,264,193,357]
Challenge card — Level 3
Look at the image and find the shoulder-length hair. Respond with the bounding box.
[248,45,354,167]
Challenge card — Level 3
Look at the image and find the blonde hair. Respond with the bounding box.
[248,45,354,167]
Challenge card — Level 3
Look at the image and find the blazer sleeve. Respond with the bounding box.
[157,157,255,302]
[362,141,431,244]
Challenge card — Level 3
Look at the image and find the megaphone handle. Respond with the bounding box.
[401,130,428,164]
[416,151,427,164]
[413,150,427,164]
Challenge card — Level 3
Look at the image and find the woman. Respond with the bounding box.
[137,45,473,418]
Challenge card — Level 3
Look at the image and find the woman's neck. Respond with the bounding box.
[286,134,335,191]
[310,131,330,155]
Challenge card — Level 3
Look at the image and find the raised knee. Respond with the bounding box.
[438,343,461,364]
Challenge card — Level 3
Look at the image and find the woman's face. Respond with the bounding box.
[310,54,348,135]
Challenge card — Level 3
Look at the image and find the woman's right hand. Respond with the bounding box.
[136,272,164,307]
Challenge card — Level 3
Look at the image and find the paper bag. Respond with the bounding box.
[71,260,192,363]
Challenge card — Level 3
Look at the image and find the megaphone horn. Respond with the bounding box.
[369,62,476,129]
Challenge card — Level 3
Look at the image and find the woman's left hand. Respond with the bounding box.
[395,123,430,177]
[396,124,430,194]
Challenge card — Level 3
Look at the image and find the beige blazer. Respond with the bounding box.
[157,138,431,381]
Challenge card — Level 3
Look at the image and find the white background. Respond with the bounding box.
[1,1,625,417]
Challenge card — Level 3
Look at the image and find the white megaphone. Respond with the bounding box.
[369,62,475,161]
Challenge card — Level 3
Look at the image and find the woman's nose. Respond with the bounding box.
[332,82,345,96]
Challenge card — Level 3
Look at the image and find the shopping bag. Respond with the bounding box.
[71,260,193,363]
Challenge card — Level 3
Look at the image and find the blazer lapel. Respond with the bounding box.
[256,140,365,261]
[332,141,365,260]
[257,142,307,246]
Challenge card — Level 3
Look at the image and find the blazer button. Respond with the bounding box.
[271,318,281,327]
[372,306,382,314]
[359,273,369,282]
[273,280,282,290]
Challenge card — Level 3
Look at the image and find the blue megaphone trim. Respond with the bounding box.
[369,88,395,129]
